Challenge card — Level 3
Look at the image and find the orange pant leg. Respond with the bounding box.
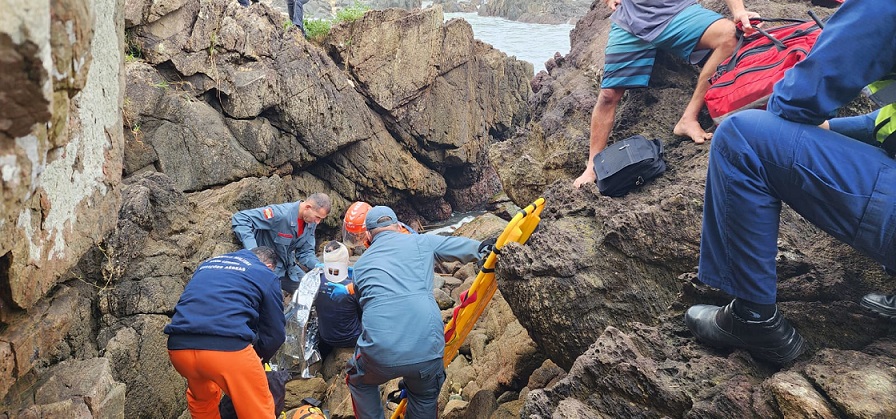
[169,345,275,419]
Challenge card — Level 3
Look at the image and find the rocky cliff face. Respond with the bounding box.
[478,0,591,24]
[1,0,533,416]
[0,0,123,313]
[491,0,896,417]
[5,0,894,417]
[276,0,589,25]
[289,0,423,20]
[0,0,124,410]
[123,0,530,223]
[432,0,590,24]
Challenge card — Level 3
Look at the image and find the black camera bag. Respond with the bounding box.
[593,135,666,197]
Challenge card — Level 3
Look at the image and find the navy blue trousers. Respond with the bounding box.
[347,353,444,419]
[699,110,896,304]
[287,0,309,35]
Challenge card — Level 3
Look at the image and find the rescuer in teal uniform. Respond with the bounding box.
[346,206,489,419]
[231,193,331,294]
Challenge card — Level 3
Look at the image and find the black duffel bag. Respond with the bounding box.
[593,135,666,197]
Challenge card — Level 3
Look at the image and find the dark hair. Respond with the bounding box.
[324,240,342,253]
[306,193,332,212]
[250,246,277,267]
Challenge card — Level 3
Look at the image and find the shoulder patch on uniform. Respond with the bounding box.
[263,207,274,219]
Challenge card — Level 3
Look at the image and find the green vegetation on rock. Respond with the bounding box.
[303,2,369,42]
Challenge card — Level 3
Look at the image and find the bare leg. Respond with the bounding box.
[574,88,625,188]
[673,18,738,143]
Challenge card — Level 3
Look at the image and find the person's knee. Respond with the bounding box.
[405,382,441,415]
[412,380,441,399]
[701,19,738,53]
[596,88,624,108]
[715,111,749,141]
[714,109,769,150]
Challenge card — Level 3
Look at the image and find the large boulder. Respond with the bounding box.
[478,0,591,24]
[124,0,386,192]
[13,358,126,418]
[488,0,896,417]
[0,284,100,405]
[272,0,424,21]
[324,5,532,215]
[519,323,896,418]
[432,0,481,13]
[100,315,185,419]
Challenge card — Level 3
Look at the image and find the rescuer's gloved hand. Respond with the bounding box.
[327,283,348,298]
[326,282,355,299]
[478,237,497,257]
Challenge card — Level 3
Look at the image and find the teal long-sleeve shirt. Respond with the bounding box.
[231,201,320,282]
[352,231,481,367]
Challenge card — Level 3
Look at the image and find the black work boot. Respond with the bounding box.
[684,301,806,365]
[861,293,896,320]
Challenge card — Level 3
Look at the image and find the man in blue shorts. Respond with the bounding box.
[574,0,758,188]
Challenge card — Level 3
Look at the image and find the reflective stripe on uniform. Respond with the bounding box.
[874,104,896,155]
[866,75,896,155]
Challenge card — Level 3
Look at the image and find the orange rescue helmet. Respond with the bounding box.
[342,201,372,247]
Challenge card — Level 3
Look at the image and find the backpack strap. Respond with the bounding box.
[752,25,787,50]
[807,10,825,29]
[714,13,827,82]
[722,33,747,73]
[725,17,810,72]
[753,17,808,24]
[874,107,896,157]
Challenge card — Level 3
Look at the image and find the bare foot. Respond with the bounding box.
[573,169,596,188]
[673,119,713,144]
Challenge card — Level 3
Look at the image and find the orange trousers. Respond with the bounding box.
[168,345,275,419]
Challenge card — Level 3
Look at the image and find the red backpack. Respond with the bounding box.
[704,15,826,124]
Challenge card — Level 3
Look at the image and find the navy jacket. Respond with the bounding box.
[829,110,879,146]
[164,249,286,361]
[232,201,320,283]
[767,0,896,124]
[316,273,363,348]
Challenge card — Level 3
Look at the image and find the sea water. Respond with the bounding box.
[425,210,487,236]
[274,0,574,74]
[443,11,574,74]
